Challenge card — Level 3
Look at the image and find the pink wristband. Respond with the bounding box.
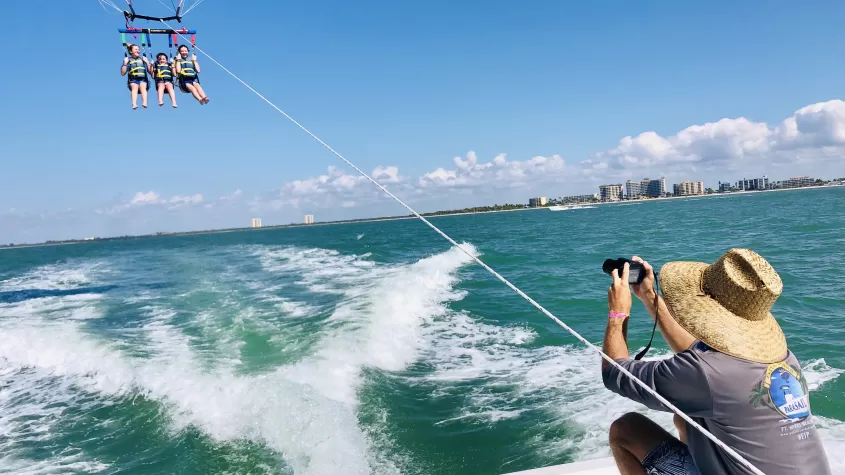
[608,311,628,319]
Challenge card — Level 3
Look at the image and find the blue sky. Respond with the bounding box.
[3,0,845,243]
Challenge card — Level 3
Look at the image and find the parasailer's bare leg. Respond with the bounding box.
[185,83,204,104]
[194,83,209,104]
[130,83,139,109]
[165,83,178,108]
[157,83,166,106]
[140,82,148,108]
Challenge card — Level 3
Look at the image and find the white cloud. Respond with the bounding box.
[102,191,205,214]
[124,191,202,207]
[168,194,204,206]
[595,99,845,174]
[130,191,163,205]
[267,99,845,209]
[373,166,401,184]
[777,100,845,149]
[4,98,845,244]
[258,165,412,212]
[418,151,570,189]
[219,189,243,201]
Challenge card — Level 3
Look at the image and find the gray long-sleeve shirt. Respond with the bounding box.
[602,340,832,475]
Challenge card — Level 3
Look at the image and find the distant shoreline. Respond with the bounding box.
[0,206,536,250]
[585,181,843,207]
[2,183,842,250]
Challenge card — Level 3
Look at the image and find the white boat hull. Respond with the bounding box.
[501,457,619,475]
[547,205,595,211]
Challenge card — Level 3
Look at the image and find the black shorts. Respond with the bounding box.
[641,439,700,475]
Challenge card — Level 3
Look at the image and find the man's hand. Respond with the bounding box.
[123,57,129,65]
[628,255,697,353]
[608,263,632,316]
[603,262,632,369]
[631,256,656,302]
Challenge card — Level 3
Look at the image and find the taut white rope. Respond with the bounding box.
[156,19,767,475]
[182,0,207,17]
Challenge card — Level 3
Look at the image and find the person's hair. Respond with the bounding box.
[156,52,168,61]
[127,43,138,53]
[178,45,189,52]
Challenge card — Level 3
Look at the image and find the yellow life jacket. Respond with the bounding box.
[177,57,197,79]
[155,62,173,81]
[127,56,147,80]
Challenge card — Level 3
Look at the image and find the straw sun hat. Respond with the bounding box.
[659,248,788,364]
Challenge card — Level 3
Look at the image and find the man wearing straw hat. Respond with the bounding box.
[602,249,831,474]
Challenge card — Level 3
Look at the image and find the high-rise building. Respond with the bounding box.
[626,177,666,198]
[599,184,623,202]
[559,193,600,204]
[736,176,769,191]
[673,181,705,196]
[250,218,263,228]
[625,180,643,199]
[304,214,315,224]
[645,177,666,197]
[528,197,549,207]
[781,176,814,188]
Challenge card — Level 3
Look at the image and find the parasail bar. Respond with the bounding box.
[124,12,182,23]
[119,28,196,35]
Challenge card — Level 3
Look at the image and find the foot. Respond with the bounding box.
[172,104,178,108]
[159,101,164,106]
[132,104,138,110]
[142,104,148,108]
[202,97,209,104]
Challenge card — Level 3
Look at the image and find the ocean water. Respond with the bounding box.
[0,186,843,475]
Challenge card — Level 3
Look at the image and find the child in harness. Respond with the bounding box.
[120,44,150,109]
[174,45,209,105]
[153,53,178,108]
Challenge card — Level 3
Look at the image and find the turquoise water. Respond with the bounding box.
[0,187,843,474]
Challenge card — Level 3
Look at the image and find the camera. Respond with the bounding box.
[602,257,646,285]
